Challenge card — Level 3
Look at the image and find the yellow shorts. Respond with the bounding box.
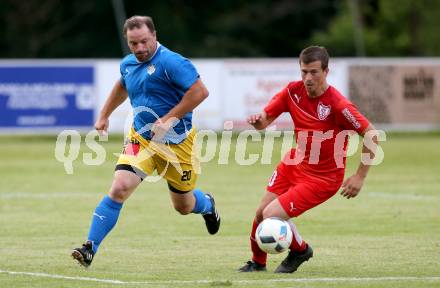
[116,127,199,192]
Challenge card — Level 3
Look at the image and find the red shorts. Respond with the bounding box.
[266,162,344,217]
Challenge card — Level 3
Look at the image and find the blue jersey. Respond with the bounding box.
[120,43,199,144]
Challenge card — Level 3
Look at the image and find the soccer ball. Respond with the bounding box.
[256,217,293,254]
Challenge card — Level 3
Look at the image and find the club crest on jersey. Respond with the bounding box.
[317,102,331,120]
[146,64,156,75]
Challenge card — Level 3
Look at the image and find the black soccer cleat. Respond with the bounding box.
[238,260,267,272]
[274,244,313,273]
[202,194,221,235]
[71,240,95,267]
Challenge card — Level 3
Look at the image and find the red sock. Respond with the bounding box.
[250,219,267,265]
[288,221,307,252]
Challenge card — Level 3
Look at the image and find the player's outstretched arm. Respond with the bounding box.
[247,111,276,130]
[341,124,379,199]
[95,80,128,135]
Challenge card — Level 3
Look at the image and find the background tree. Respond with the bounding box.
[309,0,440,56]
[1,0,439,58]
[0,0,339,58]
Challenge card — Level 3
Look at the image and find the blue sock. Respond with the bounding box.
[191,189,213,214]
[87,196,123,254]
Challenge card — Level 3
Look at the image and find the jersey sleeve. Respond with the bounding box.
[164,54,199,91]
[263,86,289,119]
[335,99,370,135]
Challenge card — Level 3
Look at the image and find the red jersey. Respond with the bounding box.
[264,81,370,180]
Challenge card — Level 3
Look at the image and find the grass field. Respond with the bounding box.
[0,132,439,288]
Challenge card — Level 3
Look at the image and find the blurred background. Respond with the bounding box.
[1,0,440,58]
[0,0,439,133]
[0,0,440,133]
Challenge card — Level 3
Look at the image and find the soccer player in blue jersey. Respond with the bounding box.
[72,15,220,267]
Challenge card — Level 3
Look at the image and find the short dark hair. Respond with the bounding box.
[299,46,329,70]
[123,15,156,36]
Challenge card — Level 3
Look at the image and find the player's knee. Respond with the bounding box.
[173,203,193,215]
[109,180,133,202]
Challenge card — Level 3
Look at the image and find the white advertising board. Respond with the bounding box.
[221,59,348,129]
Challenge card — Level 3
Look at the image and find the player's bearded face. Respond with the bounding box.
[127,25,157,62]
[300,61,328,97]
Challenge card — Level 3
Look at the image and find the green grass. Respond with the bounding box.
[0,132,439,288]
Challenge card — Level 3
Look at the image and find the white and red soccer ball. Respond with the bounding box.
[256,217,293,254]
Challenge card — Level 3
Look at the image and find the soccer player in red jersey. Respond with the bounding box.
[238,46,379,273]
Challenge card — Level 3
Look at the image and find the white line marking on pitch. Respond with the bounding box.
[1,269,440,285]
[0,270,124,284]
